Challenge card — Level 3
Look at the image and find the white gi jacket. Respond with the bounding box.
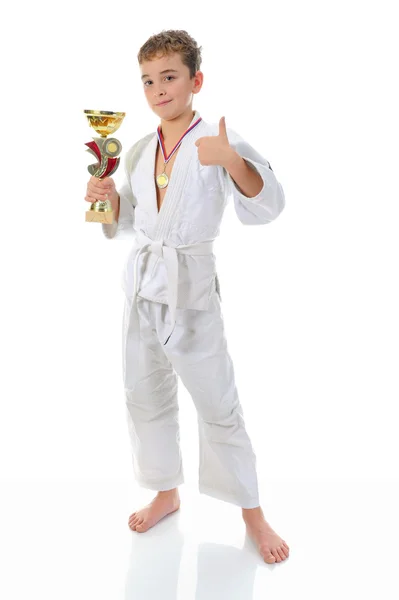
[102,110,285,353]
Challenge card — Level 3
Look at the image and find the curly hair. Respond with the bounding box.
[137,30,202,79]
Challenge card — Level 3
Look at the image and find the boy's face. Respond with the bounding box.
[140,52,203,120]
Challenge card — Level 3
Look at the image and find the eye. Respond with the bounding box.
[144,75,174,87]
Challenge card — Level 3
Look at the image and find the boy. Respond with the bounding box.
[85,30,289,564]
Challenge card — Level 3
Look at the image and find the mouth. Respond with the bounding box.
[156,100,172,106]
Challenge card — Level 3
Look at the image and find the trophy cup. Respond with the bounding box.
[84,109,126,224]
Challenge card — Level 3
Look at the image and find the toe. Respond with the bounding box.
[128,514,137,523]
[262,549,276,564]
[271,549,281,562]
[282,541,290,551]
[276,547,286,561]
[279,546,289,559]
[136,520,149,533]
[132,516,142,528]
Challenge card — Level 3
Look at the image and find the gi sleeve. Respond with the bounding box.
[101,142,138,241]
[222,128,285,225]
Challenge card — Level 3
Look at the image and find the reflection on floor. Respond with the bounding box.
[1,479,398,599]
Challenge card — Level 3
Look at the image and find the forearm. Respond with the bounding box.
[223,149,263,198]
[110,192,120,222]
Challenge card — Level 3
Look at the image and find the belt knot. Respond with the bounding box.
[149,239,164,257]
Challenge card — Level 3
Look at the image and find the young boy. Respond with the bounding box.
[85,30,289,564]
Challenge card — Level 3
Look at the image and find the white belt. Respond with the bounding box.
[123,230,214,391]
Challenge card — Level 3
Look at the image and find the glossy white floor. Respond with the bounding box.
[1,477,398,599]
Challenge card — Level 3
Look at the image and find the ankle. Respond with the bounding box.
[157,487,179,496]
[242,506,262,517]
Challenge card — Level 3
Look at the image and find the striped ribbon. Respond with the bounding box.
[157,116,202,164]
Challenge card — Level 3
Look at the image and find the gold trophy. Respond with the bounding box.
[84,109,126,223]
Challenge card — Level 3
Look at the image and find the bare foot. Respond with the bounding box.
[128,488,180,533]
[242,506,290,564]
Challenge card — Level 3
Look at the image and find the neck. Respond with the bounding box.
[160,106,196,142]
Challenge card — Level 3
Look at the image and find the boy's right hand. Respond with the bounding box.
[85,176,119,208]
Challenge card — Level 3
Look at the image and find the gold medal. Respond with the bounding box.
[155,115,202,190]
[156,171,169,188]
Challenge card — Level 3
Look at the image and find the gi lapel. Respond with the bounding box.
[152,110,203,239]
[138,132,176,229]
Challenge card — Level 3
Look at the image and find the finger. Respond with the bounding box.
[218,116,227,138]
[90,179,113,194]
[195,138,201,147]
[101,177,114,188]
[86,187,109,201]
[91,176,104,186]
[92,176,112,189]
[85,194,100,203]
[89,183,110,198]
[85,193,108,203]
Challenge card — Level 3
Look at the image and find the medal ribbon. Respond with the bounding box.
[157,116,202,165]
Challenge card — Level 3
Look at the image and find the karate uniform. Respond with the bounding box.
[102,110,285,508]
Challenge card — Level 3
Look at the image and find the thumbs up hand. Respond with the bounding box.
[195,116,238,168]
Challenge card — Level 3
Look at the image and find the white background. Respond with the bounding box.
[1,0,398,598]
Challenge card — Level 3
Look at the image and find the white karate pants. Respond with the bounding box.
[122,291,260,509]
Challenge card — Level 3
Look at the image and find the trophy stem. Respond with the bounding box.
[90,199,113,212]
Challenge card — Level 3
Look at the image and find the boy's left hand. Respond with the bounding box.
[195,116,237,168]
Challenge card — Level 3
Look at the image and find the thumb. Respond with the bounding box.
[101,176,114,188]
[218,116,227,138]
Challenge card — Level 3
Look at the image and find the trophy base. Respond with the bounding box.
[86,209,114,224]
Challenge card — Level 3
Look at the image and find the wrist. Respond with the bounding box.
[221,147,241,171]
[109,190,119,207]
[110,192,120,218]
